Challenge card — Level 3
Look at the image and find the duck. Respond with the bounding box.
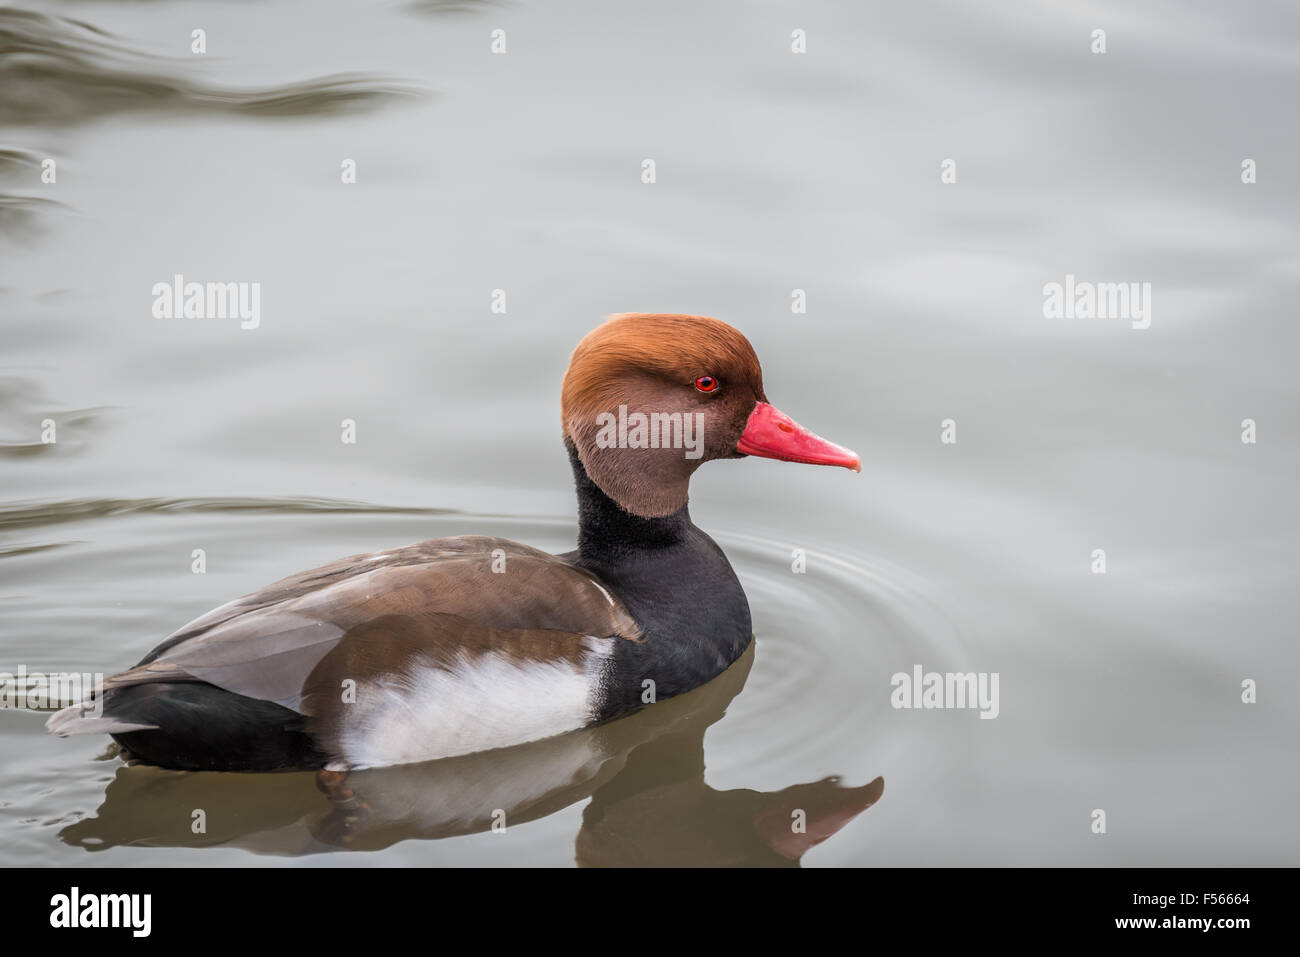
[47,313,860,772]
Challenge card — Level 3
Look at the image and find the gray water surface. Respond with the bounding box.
[1,0,1297,866]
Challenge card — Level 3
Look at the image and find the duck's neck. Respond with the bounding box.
[568,440,692,560]
[565,441,752,712]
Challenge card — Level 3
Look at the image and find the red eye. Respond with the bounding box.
[695,376,718,393]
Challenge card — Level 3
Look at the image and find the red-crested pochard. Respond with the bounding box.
[47,314,859,771]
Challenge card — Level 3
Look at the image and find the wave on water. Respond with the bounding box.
[0,7,421,232]
[0,8,421,127]
[0,496,460,533]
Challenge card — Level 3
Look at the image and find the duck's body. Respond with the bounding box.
[48,314,857,771]
[51,446,751,770]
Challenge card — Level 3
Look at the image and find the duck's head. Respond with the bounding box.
[562,313,860,518]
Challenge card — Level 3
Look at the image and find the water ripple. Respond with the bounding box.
[408,0,509,15]
[712,528,966,774]
[0,8,421,127]
[0,496,458,533]
[0,193,65,230]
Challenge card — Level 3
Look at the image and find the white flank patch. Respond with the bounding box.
[337,638,615,769]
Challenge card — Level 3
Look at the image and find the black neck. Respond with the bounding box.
[567,440,692,559]
[563,440,753,717]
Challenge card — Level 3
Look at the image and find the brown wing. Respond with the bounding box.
[97,535,640,712]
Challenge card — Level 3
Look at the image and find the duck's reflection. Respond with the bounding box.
[59,643,883,865]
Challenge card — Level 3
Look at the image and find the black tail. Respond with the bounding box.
[107,682,327,771]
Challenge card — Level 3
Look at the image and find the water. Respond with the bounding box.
[1,0,1297,866]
